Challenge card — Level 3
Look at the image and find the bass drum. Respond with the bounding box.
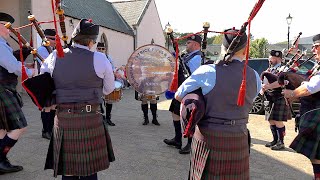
[126,44,176,96]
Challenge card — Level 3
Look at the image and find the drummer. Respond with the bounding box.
[96,42,116,126]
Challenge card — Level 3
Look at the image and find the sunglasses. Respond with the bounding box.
[312,44,320,49]
[97,47,105,50]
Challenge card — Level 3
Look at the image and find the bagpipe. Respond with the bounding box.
[165,0,266,137]
[277,54,317,90]
[260,32,303,85]
[4,0,69,110]
[164,23,211,137]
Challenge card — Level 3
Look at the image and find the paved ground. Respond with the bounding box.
[0,88,314,180]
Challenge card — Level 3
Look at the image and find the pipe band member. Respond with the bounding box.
[41,19,115,179]
[175,28,261,179]
[0,12,37,174]
[164,34,202,154]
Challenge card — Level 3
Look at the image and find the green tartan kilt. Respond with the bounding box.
[266,96,291,121]
[44,104,115,177]
[190,127,249,180]
[0,88,27,130]
[290,108,320,160]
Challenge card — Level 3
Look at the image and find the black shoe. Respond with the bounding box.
[265,140,277,147]
[142,117,149,125]
[163,138,182,149]
[106,119,115,126]
[0,158,23,173]
[271,142,285,150]
[42,132,51,140]
[152,119,160,126]
[179,143,191,154]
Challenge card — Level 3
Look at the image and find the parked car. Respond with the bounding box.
[248,58,316,115]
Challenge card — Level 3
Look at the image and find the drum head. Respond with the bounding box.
[126,44,176,95]
[114,81,122,89]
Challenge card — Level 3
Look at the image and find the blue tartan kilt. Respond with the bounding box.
[0,87,27,130]
[290,108,320,159]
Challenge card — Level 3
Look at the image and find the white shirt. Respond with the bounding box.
[40,43,115,95]
[305,73,320,94]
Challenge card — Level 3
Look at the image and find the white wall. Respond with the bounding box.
[0,0,22,50]
[100,29,134,68]
[136,0,165,48]
[31,0,134,67]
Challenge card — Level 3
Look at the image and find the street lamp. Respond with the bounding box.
[286,13,293,50]
[165,22,171,49]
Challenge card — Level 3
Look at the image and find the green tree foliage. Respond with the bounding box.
[212,34,223,44]
[164,32,217,46]
[249,38,269,58]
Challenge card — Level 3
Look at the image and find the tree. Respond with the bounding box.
[212,34,223,44]
[249,38,269,58]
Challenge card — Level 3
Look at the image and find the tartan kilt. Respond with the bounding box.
[289,108,320,160]
[44,104,115,177]
[169,98,180,116]
[0,87,27,130]
[190,127,249,180]
[266,96,291,121]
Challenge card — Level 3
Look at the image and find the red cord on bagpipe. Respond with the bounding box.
[168,30,239,92]
[51,0,64,58]
[237,0,265,106]
[16,32,43,110]
[168,0,266,106]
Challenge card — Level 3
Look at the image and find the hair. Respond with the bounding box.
[220,44,247,60]
[73,38,94,46]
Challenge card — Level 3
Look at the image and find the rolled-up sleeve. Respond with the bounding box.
[94,52,115,95]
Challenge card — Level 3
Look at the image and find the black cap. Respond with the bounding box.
[72,19,99,41]
[270,50,282,58]
[97,42,105,47]
[44,29,56,36]
[222,28,247,52]
[0,12,14,23]
[186,34,202,45]
[313,34,320,44]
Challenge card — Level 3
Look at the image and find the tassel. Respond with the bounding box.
[237,21,251,106]
[55,34,64,58]
[237,80,246,106]
[17,32,28,82]
[169,40,179,92]
[169,73,178,92]
[183,108,196,138]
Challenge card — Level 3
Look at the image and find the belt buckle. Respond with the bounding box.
[86,105,92,112]
[230,120,236,126]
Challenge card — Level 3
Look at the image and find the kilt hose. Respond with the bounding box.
[290,108,320,160]
[44,103,115,177]
[190,127,249,180]
[0,87,27,130]
[267,96,291,122]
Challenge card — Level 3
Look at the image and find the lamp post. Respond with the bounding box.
[286,13,293,50]
[165,22,171,49]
